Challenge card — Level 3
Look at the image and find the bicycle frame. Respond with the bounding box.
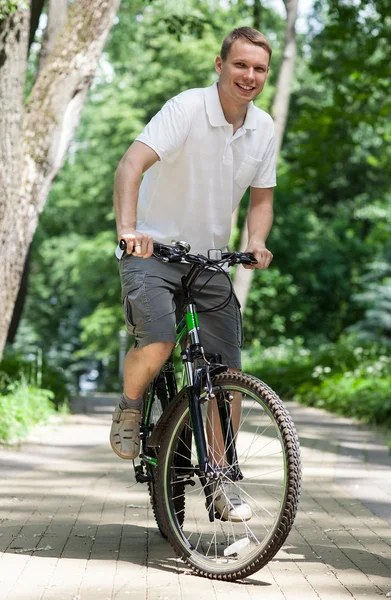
[139,260,240,520]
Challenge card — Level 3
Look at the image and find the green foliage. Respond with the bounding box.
[297,374,391,428]
[243,337,315,398]
[17,0,284,389]
[0,348,70,408]
[10,0,391,421]
[0,380,56,443]
[352,273,391,344]
[243,335,391,427]
[248,0,391,346]
[0,0,20,21]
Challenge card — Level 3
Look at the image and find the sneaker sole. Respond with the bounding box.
[216,510,252,523]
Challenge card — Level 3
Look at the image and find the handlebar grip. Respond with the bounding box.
[119,238,161,250]
[242,252,257,264]
[118,239,170,256]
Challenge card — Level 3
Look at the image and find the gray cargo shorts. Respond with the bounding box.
[119,255,244,369]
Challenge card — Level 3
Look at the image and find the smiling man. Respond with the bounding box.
[111,27,276,522]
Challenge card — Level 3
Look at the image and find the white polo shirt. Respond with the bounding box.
[135,82,276,256]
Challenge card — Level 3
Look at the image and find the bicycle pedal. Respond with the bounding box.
[134,464,152,484]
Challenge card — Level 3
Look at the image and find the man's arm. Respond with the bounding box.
[114,140,159,257]
[244,187,274,269]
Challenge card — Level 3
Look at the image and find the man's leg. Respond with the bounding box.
[113,255,181,459]
[194,272,243,465]
[195,272,251,520]
[110,340,175,460]
[123,342,175,398]
[206,370,241,466]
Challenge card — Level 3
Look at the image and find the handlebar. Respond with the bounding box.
[118,239,257,267]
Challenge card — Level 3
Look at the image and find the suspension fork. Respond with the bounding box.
[186,369,217,522]
[216,392,242,480]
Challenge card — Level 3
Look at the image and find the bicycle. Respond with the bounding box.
[118,239,302,581]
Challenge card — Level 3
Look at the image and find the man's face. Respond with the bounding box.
[215,39,270,106]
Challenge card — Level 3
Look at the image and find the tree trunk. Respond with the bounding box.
[8,0,70,346]
[6,247,32,344]
[38,0,68,72]
[0,5,30,357]
[0,0,121,360]
[233,0,298,310]
[271,0,299,157]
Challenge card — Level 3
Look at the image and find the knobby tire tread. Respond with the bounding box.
[146,389,187,538]
[155,371,302,581]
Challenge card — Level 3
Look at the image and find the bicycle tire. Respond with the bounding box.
[155,371,301,580]
[145,376,186,538]
[144,376,168,537]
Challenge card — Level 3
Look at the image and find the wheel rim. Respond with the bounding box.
[163,382,295,573]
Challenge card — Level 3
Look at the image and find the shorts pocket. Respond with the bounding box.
[122,271,151,333]
[234,155,262,188]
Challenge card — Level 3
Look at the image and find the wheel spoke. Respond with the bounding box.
[157,374,301,581]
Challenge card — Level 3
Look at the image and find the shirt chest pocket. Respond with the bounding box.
[234,155,262,188]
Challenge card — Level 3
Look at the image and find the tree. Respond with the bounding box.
[234,0,299,310]
[0,0,121,360]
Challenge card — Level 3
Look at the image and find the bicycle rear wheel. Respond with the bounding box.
[144,372,186,538]
[144,373,169,537]
[155,371,301,580]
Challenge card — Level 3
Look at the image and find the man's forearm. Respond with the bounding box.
[247,188,274,246]
[113,159,141,237]
[113,141,160,239]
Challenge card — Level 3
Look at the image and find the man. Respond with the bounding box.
[111,27,276,521]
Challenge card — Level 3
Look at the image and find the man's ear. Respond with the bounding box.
[215,55,222,75]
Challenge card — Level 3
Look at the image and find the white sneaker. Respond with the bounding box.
[214,483,252,522]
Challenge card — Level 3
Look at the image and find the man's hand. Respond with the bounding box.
[118,229,153,258]
[243,240,273,270]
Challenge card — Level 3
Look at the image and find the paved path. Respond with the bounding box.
[0,397,390,600]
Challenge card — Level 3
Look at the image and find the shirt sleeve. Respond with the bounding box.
[251,130,277,188]
[135,97,192,161]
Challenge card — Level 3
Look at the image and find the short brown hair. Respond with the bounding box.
[220,27,272,63]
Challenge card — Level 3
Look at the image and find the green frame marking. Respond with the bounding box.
[186,312,199,332]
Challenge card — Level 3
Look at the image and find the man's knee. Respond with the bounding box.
[143,341,175,362]
[128,341,175,366]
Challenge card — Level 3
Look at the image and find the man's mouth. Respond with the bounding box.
[235,83,255,92]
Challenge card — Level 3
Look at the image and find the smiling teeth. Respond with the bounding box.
[239,84,252,90]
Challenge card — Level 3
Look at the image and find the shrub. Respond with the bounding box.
[0,348,69,408]
[242,337,314,397]
[0,380,56,443]
[296,374,391,428]
[243,334,391,428]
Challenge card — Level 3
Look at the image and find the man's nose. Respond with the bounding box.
[244,67,255,81]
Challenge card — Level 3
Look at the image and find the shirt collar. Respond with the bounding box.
[204,82,258,130]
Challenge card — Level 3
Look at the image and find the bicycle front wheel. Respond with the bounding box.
[155,371,302,580]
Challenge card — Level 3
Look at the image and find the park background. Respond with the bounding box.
[0,0,390,443]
